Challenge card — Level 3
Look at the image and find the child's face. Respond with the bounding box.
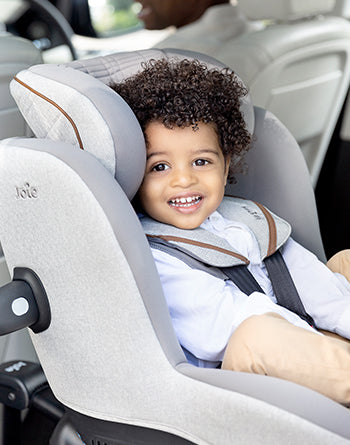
[138,121,229,229]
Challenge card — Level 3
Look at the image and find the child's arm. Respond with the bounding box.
[282,238,350,339]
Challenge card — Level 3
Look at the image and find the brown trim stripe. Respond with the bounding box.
[14,76,84,150]
[147,234,249,264]
[254,201,277,256]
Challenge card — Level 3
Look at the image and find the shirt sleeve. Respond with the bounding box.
[282,238,350,338]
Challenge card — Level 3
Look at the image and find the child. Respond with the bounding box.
[110,58,350,405]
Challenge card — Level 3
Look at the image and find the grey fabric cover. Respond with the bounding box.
[0,137,349,444]
[10,62,145,200]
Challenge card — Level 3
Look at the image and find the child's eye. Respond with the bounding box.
[193,159,209,167]
[151,163,169,172]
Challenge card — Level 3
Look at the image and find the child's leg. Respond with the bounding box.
[327,249,350,282]
[222,313,350,405]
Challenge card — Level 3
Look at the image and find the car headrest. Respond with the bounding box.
[239,0,336,21]
[10,48,254,200]
[332,0,350,18]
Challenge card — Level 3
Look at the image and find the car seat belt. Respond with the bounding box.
[147,236,316,327]
[221,250,315,327]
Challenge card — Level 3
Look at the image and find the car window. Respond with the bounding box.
[88,0,141,36]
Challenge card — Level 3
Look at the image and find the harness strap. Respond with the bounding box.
[222,251,315,327]
[221,265,265,295]
[264,251,315,327]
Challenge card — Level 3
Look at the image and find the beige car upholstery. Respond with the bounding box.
[228,0,350,186]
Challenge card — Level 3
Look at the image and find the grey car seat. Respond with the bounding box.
[0,49,349,444]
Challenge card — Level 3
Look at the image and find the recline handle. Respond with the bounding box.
[0,279,38,335]
[0,267,50,335]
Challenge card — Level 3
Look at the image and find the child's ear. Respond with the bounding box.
[224,156,231,185]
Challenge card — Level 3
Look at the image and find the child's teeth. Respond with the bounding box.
[170,196,201,207]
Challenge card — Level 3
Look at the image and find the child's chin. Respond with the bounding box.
[153,213,205,230]
[169,219,204,230]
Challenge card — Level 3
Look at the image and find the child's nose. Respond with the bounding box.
[170,166,197,188]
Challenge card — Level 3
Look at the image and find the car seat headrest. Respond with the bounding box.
[10,63,145,200]
[66,48,254,132]
[10,49,254,199]
[239,0,336,21]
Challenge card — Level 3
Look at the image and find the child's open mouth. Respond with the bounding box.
[168,195,202,208]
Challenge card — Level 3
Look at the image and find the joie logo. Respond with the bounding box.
[5,361,27,373]
[242,205,262,220]
[16,183,38,199]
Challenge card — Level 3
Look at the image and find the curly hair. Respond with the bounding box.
[110,58,252,181]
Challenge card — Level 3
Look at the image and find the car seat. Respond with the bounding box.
[0,48,349,445]
[223,0,350,187]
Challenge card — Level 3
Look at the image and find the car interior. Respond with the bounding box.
[0,1,350,444]
[232,0,350,187]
